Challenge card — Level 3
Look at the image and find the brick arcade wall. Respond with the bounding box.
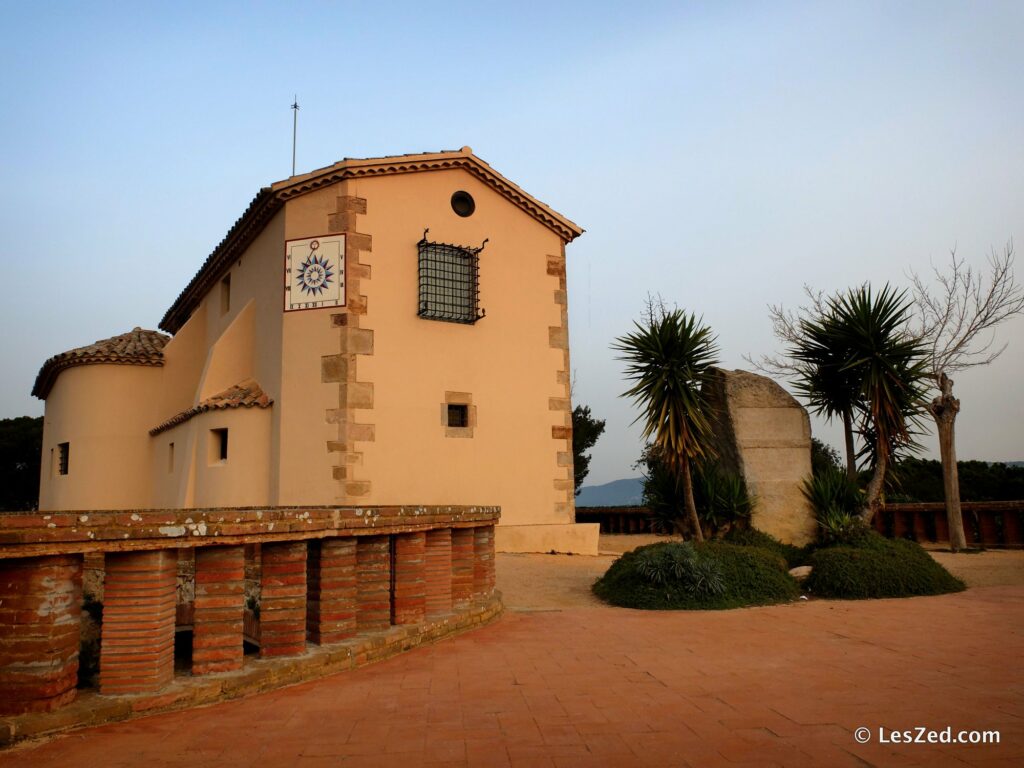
[425,528,452,618]
[0,555,81,714]
[307,538,357,645]
[356,536,391,632]
[451,527,475,605]
[100,550,176,695]
[193,545,244,675]
[260,542,307,658]
[393,533,426,625]
[473,526,496,598]
[0,506,499,725]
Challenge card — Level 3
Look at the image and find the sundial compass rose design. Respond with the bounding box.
[296,240,334,296]
[284,234,346,311]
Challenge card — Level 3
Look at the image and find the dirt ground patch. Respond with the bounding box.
[928,547,1024,587]
[498,535,1024,610]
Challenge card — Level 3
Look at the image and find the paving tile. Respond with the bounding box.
[1,586,1022,767]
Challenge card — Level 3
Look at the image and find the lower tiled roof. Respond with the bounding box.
[149,379,273,436]
[32,328,169,399]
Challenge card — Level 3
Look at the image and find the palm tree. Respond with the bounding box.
[809,285,929,523]
[789,310,865,481]
[613,307,720,542]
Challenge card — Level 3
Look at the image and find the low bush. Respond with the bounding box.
[593,541,799,610]
[806,532,965,599]
[723,527,810,568]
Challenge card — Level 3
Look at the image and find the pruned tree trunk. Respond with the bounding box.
[842,410,857,480]
[681,460,705,543]
[928,373,967,552]
[861,437,887,524]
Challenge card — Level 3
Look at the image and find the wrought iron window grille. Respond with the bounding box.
[417,229,487,324]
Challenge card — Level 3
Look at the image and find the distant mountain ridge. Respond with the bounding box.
[576,477,644,507]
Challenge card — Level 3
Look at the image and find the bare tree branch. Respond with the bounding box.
[909,240,1023,384]
[742,285,830,380]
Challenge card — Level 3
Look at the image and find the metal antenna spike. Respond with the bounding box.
[291,96,300,177]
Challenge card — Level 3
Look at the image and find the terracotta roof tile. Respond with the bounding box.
[32,328,169,399]
[149,379,273,435]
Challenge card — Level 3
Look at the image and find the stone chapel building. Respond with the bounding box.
[33,148,598,554]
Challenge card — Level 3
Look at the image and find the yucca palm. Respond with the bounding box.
[614,309,720,542]
[808,285,929,522]
[790,318,865,480]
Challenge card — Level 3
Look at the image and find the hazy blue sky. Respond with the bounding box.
[2,1,1021,485]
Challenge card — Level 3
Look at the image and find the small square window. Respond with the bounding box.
[447,404,469,428]
[57,442,70,475]
[210,428,228,464]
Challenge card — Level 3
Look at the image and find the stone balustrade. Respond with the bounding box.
[0,505,499,721]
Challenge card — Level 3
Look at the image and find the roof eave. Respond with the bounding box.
[159,149,584,335]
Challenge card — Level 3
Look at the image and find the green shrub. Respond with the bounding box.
[695,462,755,535]
[802,465,869,545]
[593,541,799,610]
[816,510,874,547]
[633,542,725,597]
[806,532,965,599]
[723,527,810,568]
[638,447,754,537]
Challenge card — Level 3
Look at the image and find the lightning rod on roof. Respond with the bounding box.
[291,96,300,177]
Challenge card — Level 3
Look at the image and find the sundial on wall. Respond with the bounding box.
[284,234,346,312]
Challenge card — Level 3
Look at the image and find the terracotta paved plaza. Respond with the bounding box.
[2,579,1021,767]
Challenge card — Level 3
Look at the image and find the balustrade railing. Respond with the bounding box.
[577,501,1024,549]
[0,505,498,717]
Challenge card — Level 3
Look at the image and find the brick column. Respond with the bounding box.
[473,525,496,599]
[101,550,176,695]
[451,528,475,605]
[260,541,307,658]
[425,529,453,618]
[356,536,391,631]
[192,546,244,675]
[393,533,426,625]
[0,555,81,714]
[308,538,357,644]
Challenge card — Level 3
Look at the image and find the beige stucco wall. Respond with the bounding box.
[276,168,591,550]
[37,161,597,552]
[190,408,272,508]
[341,171,560,513]
[39,365,161,511]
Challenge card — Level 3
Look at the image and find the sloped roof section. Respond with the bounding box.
[159,147,583,334]
[33,328,169,399]
[149,378,273,436]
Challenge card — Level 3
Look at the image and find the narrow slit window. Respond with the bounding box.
[168,442,175,473]
[220,273,231,315]
[210,429,228,464]
[57,442,70,475]
[447,404,469,428]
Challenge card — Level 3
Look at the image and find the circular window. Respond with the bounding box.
[451,191,475,217]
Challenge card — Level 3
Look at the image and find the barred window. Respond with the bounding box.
[417,235,485,324]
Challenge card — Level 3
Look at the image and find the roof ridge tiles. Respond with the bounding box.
[148,378,273,436]
[32,328,169,399]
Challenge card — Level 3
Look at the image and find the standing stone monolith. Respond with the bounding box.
[702,368,817,545]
